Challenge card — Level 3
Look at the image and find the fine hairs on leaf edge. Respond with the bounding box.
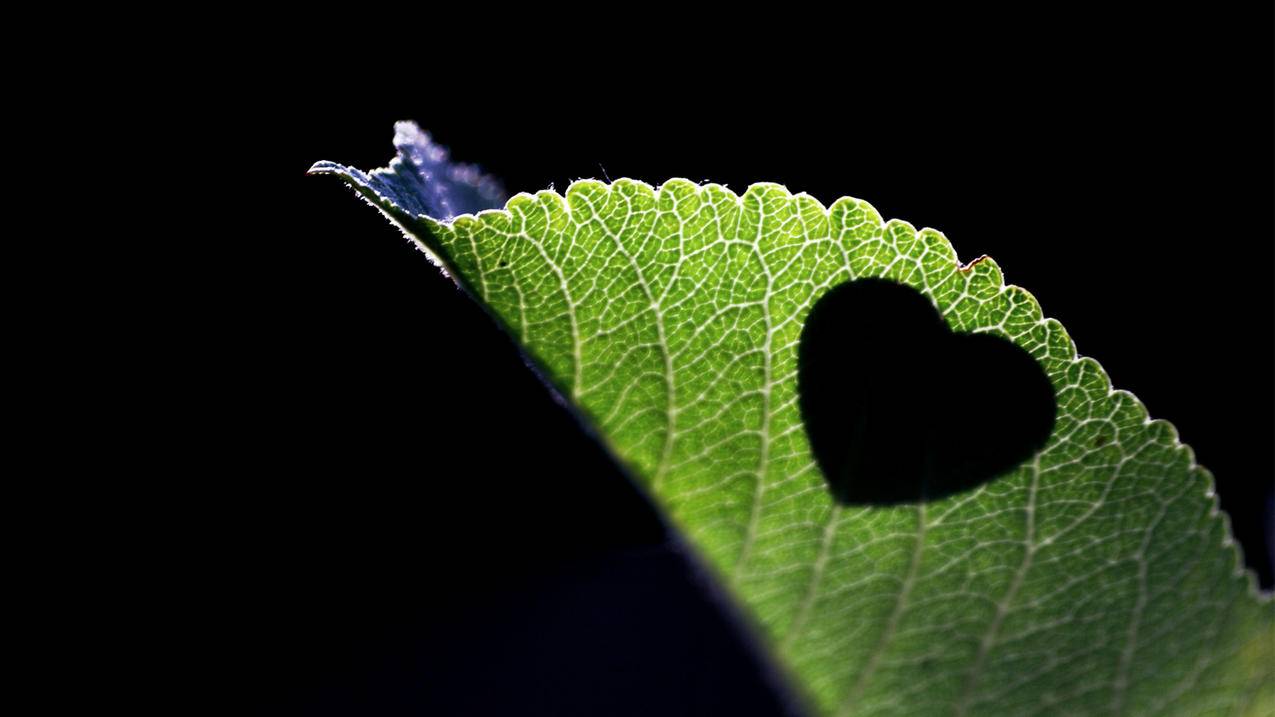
[309,161,1272,603]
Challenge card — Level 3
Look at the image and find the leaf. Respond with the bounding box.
[310,123,1273,716]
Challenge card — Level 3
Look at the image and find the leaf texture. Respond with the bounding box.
[311,123,1273,716]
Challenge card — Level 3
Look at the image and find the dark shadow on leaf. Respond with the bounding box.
[798,279,1056,505]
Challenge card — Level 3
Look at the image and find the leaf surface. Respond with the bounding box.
[311,123,1273,716]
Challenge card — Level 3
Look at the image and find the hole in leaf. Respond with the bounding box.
[798,279,1056,505]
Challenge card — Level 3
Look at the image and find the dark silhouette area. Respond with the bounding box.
[214,184,801,716]
[799,279,1056,504]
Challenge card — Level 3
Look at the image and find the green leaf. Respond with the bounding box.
[311,123,1273,716]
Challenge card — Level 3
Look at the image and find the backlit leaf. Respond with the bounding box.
[311,123,1273,716]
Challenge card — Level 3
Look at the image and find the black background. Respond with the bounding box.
[214,13,1272,715]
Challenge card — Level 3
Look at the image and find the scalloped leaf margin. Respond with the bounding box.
[311,133,1272,717]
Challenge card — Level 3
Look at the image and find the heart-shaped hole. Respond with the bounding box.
[798,279,1056,504]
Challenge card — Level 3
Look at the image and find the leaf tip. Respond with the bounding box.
[306,160,346,177]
